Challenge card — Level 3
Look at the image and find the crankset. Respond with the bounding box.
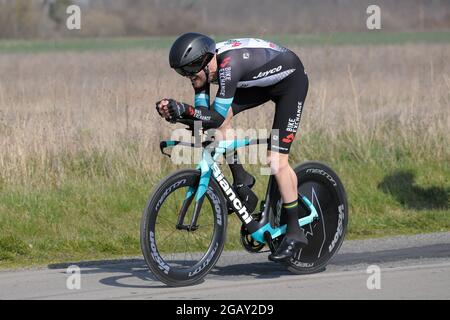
[239,212,266,253]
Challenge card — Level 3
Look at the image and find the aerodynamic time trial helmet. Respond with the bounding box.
[169,32,216,77]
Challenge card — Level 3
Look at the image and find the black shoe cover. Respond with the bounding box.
[268,236,308,262]
[234,173,256,189]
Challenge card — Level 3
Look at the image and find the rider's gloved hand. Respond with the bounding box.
[155,99,173,123]
[167,99,194,120]
[155,99,166,117]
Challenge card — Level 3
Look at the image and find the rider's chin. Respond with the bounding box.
[192,79,205,89]
[209,72,217,83]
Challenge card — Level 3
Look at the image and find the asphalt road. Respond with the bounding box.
[0,232,449,300]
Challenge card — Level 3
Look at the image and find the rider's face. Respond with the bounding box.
[188,71,207,89]
[187,56,217,89]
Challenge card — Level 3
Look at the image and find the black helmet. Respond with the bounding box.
[169,32,216,77]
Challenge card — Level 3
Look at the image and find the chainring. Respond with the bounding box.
[239,213,266,253]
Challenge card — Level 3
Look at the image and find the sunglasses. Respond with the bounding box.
[174,53,214,77]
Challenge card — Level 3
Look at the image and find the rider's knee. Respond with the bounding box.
[267,152,290,175]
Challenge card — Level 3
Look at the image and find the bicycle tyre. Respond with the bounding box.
[140,169,228,287]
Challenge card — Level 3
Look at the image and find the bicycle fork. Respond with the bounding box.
[175,189,202,231]
[175,150,213,232]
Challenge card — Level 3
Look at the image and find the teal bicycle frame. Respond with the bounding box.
[160,138,319,244]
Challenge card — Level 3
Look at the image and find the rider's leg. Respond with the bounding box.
[267,67,309,261]
[269,152,297,203]
[267,152,308,262]
[222,87,271,187]
[268,151,307,240]
[218,108,254,187]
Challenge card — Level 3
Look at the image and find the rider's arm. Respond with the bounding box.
[167,100,226,130]
[210,51,241,120]
[188,51,242,127]
[171,52,241,129]
[194,83,210,109]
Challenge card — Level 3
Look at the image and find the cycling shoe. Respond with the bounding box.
[268,236,308,262]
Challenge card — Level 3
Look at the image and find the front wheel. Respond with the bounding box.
[140,169,228,287]
[272,161,349,274]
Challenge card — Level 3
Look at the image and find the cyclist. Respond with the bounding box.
[156,33,309,262]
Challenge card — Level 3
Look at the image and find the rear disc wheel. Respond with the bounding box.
[271,161,349,274]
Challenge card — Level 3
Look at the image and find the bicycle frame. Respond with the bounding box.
[160,138,319,244]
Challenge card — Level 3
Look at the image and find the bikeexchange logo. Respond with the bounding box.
[219,66,232,97]
[286,101,303,133]
[220,57,231,68]
[282,133,295,144]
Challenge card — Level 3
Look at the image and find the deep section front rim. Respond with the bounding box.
[140,169,227,286]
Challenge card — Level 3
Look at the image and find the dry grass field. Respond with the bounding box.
[0,41,449,266]
[0,44,448,181]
